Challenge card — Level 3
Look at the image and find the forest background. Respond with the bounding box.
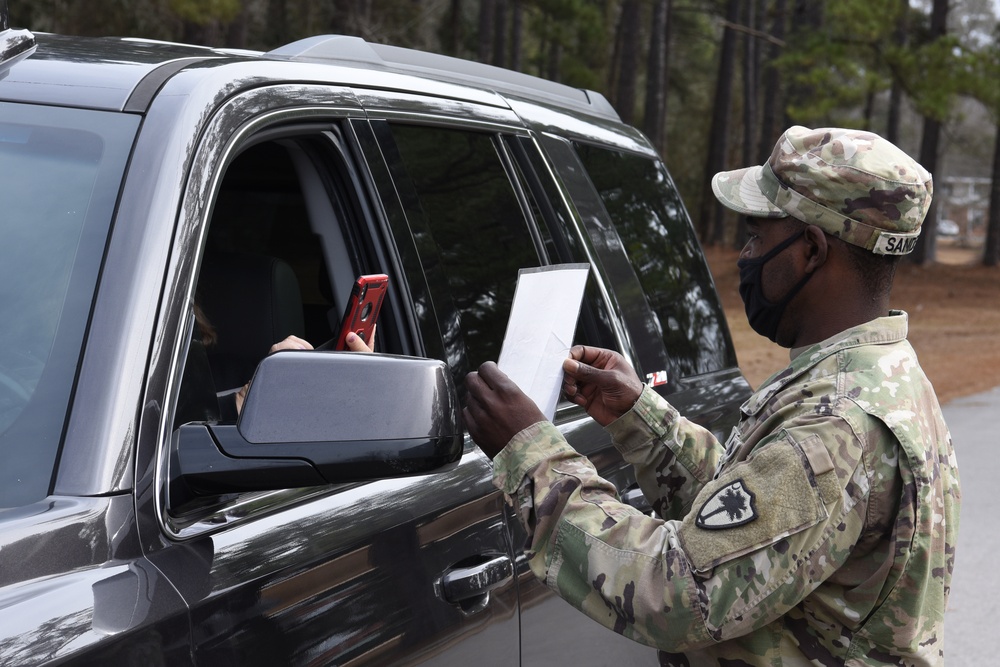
[10,0,1000,266]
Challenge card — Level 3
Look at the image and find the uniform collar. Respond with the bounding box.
[742,310,909,415]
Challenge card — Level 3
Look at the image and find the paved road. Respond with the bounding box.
[943,386,1000,665]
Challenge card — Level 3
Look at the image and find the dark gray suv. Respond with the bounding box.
[0,9,751,666]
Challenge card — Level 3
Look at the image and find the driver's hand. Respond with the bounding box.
[344,325,376,352]
[269,335,314,354]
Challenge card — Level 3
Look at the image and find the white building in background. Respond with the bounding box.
[939,177,990,244]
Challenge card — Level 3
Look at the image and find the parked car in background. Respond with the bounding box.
[938,219,960,237]
[0,6,751,665]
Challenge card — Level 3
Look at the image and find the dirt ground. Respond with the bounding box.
[704,242,1000,405]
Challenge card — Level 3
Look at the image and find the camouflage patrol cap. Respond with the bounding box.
[712,126,933,255]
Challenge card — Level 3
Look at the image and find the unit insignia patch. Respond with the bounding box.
[695,479,758,530]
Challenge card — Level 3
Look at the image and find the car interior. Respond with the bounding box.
[177,133,387,427]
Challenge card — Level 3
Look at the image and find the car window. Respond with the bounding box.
[168,130,398,519]
[507,137,618,353]
[573,143,735,377]
[384,123,541,381]
[0,103,138,509]
[175,134,389,431]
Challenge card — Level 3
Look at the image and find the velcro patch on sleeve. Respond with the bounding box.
[678,438,828,574]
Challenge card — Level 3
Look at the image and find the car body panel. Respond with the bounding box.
[0,496,193,666]
[0,33,230,110]
[153,450,519,666]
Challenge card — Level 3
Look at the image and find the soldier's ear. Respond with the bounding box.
[802,225,828,273]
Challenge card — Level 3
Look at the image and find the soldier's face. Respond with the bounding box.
[740,218,806,304]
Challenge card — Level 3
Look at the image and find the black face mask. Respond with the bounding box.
[737,229,813,343]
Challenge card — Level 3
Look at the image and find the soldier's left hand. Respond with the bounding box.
[464,362,546,459]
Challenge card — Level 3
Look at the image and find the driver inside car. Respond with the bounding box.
[175,301,375,426]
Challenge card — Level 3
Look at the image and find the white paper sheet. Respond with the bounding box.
[497,264,590,421]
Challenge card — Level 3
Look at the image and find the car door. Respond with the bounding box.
[498,106,750,662]
[503,133,663,665]
[353,93,659,664]
[135,81,520,666]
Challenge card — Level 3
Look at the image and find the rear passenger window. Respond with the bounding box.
[386,124,540,378]
[574,144,733,377]
[508,137,618,353]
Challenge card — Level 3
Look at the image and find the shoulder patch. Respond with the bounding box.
[678,438,829,574]
[695,480,758,530]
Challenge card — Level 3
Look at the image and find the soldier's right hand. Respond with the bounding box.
[561,346,643,427]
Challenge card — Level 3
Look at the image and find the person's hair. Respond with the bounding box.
[838,237,900,300]
[194,300,217,347]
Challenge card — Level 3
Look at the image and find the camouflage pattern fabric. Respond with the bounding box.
[711,126,933,256]
[492,311,960,666]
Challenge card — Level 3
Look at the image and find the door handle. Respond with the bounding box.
[439,555,513,612]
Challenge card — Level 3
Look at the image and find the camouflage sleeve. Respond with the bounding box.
[492,417,866,653]
[605,385,726,519]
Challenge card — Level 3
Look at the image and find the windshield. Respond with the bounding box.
[0,103,138,508]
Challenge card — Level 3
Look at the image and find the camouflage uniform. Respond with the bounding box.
[493,312,959,665]
[491,127,960,665]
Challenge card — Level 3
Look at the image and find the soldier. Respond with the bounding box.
[464,126,961,665]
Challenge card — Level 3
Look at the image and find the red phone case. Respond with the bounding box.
[335,274,388,350]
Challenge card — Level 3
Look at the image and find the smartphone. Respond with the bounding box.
[332,274,388,351]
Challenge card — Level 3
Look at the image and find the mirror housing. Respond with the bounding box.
[170,352,463,506]
[1,4,37,81]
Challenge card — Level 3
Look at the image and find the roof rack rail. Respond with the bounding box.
[0,0,37,79]
[266,35,620,122]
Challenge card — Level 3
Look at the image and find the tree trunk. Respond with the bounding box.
[268,0,288,48]
[478,0,495,62]
[182,20,210,46]
[784,0,823,128]
[493,0,507,67]
[226,4,249,49]
[736,0,760,248]
[983,124,1000,266]
[863,86,875,129]
[643,0,671,153]
[546,35,561,81]
[509,0,523,71]
[886,81,903,144]
[912,0,949,265]
[699,0,740,245]
[913,116,941,264]
[885,0,908,143]
[362,0,374,38]
[446,0,462,56]
[613,0,642,125]
[758,0,786,162]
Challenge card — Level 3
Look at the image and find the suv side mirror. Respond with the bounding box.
[0,11,37,80]
[170,352,463,506]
